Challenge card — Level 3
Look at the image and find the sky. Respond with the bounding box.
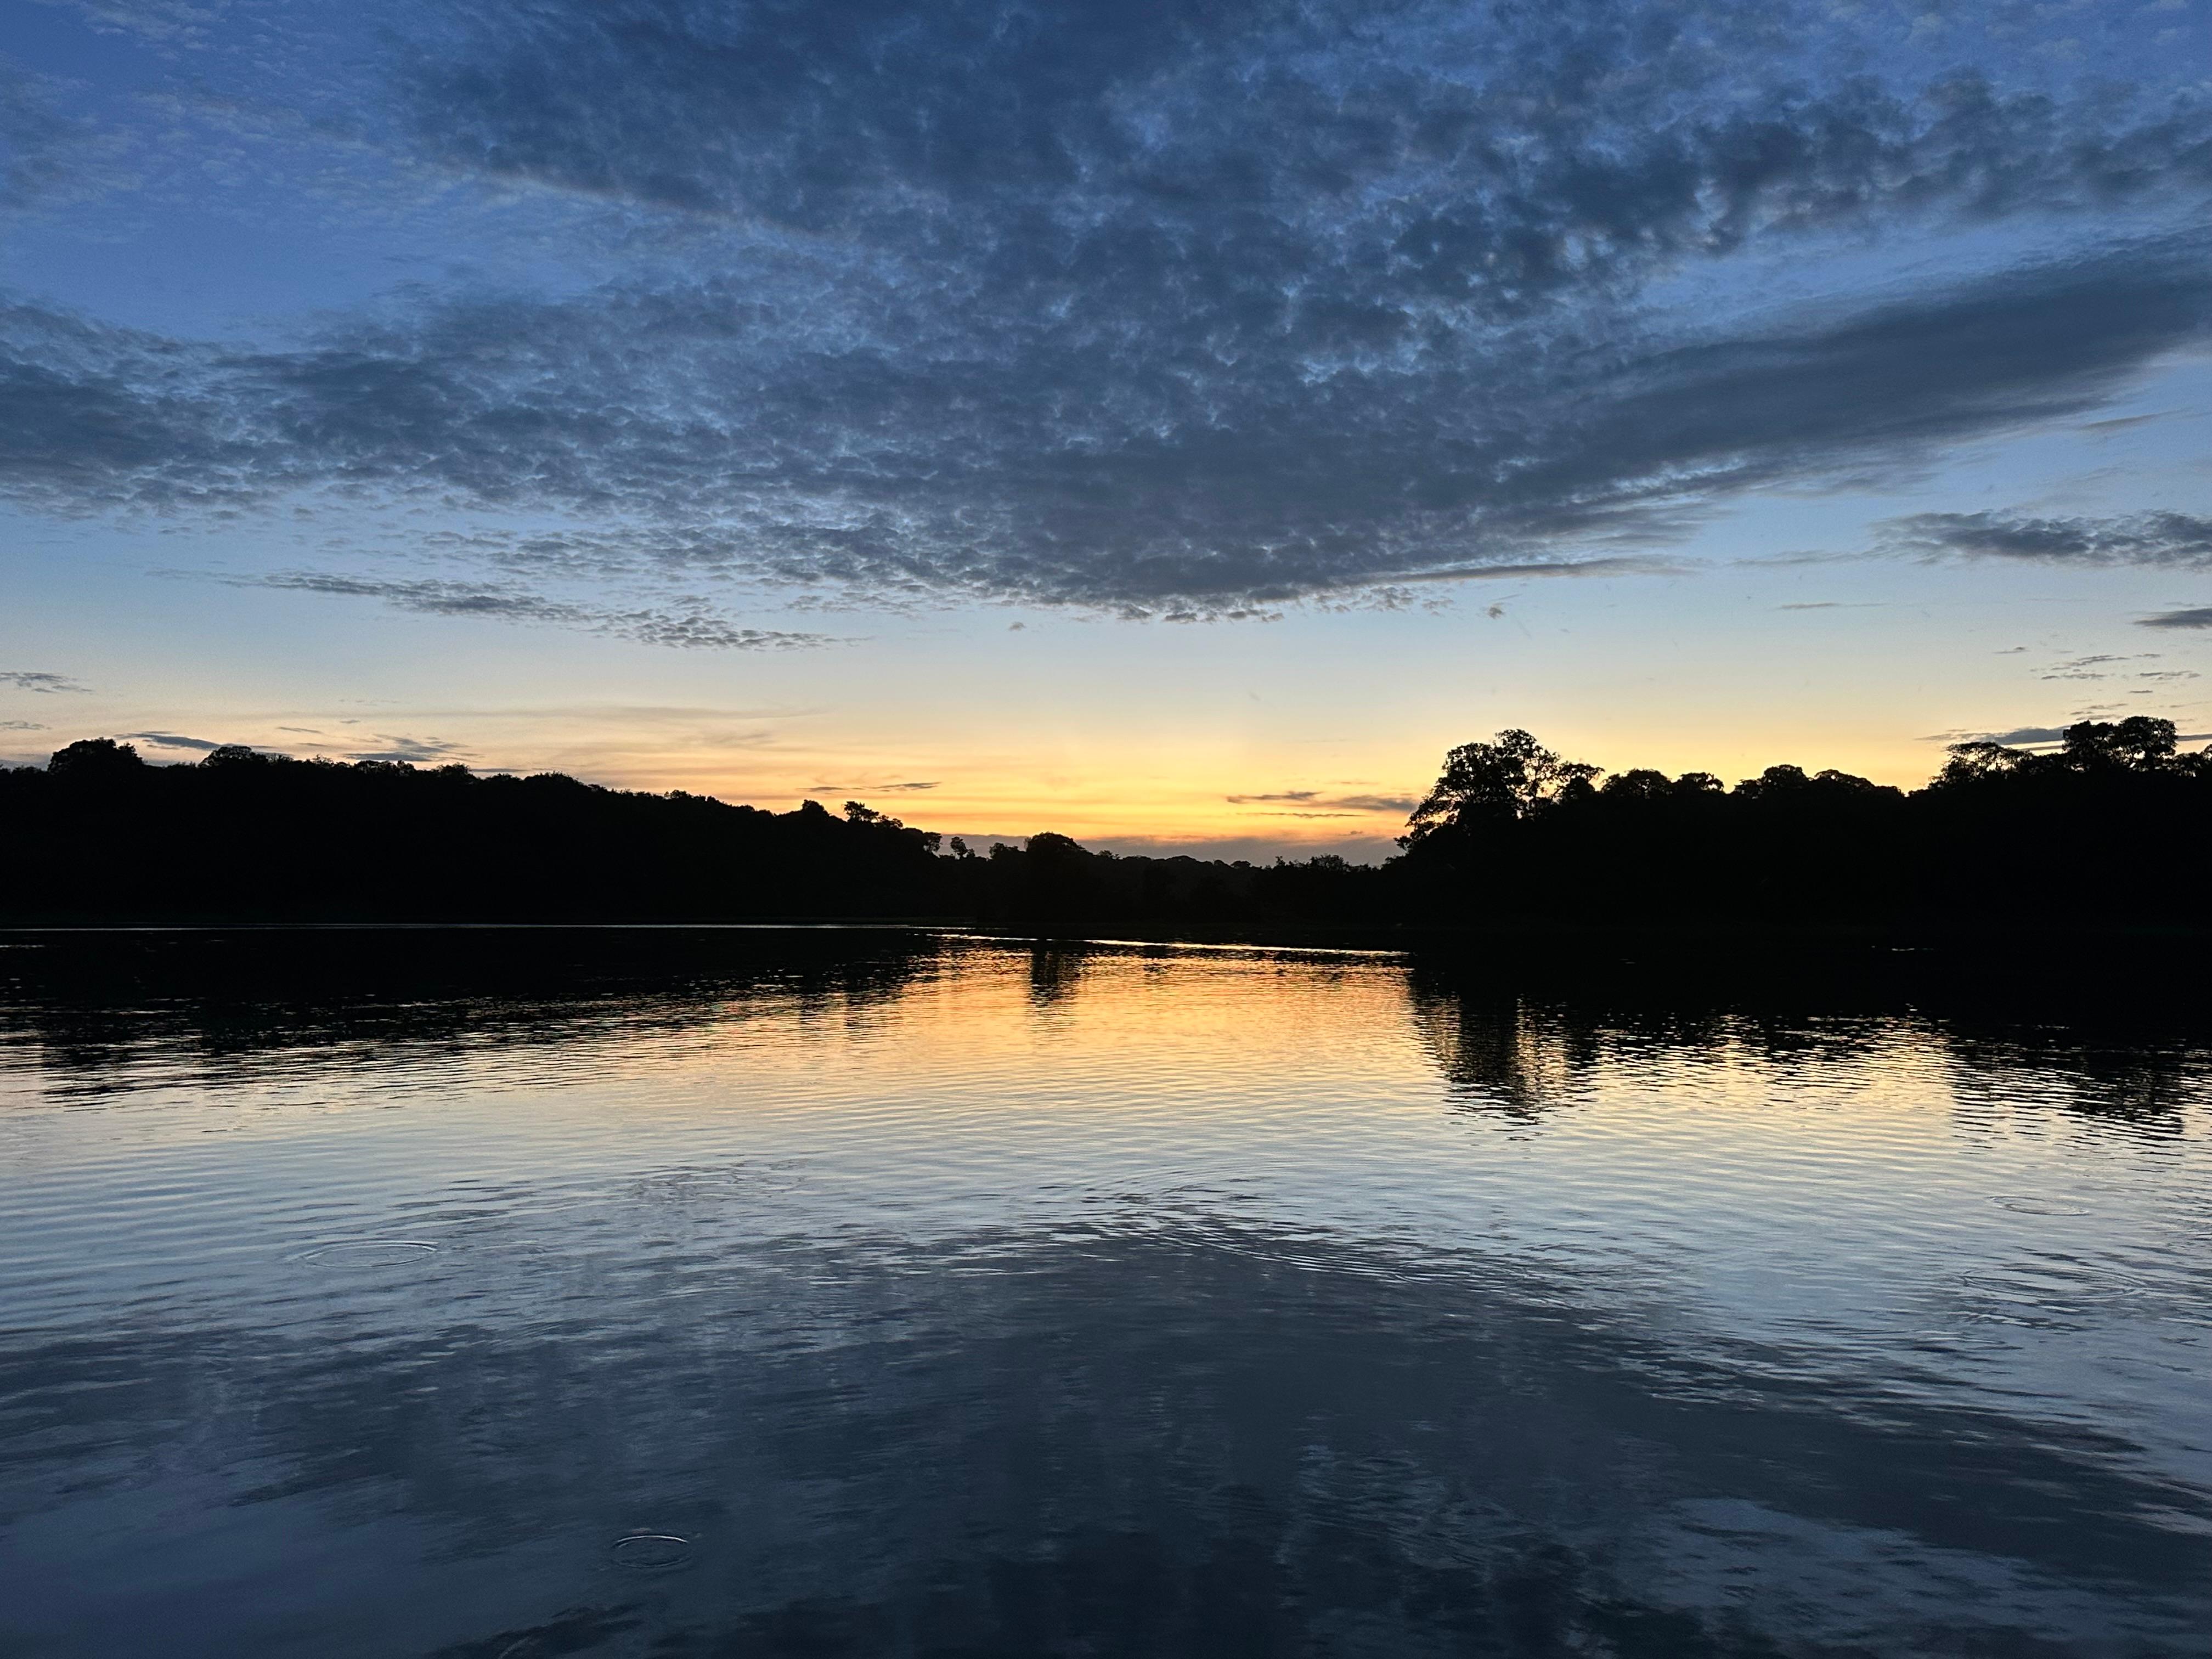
[3,0,2210,860]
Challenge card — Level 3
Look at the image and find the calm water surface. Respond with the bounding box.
[1,930,2207,1657]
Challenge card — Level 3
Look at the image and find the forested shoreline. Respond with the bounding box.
[4,720,2208,935]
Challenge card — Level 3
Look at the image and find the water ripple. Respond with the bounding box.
[0,930,2205,1657]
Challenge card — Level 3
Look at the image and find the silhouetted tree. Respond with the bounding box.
[44,737,145,778]
[2062,715,2177,771]
[1939,719,2192,787]
[1402,730,1600,845]
[1599,769,1672,800]
[1937,740,2028,784]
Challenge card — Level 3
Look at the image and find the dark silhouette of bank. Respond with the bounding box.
[1390,720,2211,934]
[4,741,953,926]
[4,720,2208,933]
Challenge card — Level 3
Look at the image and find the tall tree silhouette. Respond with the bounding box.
[1402,730,1600,845]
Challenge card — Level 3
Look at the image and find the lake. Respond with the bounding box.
[1,929,2207,1657]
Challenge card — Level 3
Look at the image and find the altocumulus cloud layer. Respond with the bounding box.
[5,0,2212,616]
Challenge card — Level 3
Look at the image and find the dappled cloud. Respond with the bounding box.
[2,0,2211,620]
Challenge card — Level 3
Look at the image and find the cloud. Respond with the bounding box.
[2076,411,2181,436]
[398,1,2212,260]
[0,61,108,211]
[1228,789,1415,814]
[345,735,467,763]
[1386,558,1680,587]
[2023,654,2196,682]
[1920,726,2060,746]
[1934,721,2212,747]
[2038,653,2145,680]
[5,228,2202,614]
[691,729,779,750]
[0,670,88,693]
[4,2,2212,612]
[0,719,47,730]
[2142,607,2212,629]
[43,1,234,46]
[1878,509,2212,569]
[223,573,834,651]
[119,730,230,751]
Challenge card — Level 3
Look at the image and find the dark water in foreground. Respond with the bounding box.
[1,930,2207,1658]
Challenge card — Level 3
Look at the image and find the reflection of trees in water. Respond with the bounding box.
[0,928,938,1096]
[1940,1032,2209,1136]
[1406,958,2212,1135]
[1407,993,1602,1120]
[8,933,2207,1135]
[1026,945,1086,1009]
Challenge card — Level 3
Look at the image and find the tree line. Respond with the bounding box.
[1386,719,2210,932]
[3,720,2207,933]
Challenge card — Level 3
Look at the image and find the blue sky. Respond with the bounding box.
[4,0,2210,857]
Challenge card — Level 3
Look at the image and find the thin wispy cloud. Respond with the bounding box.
[119,730,230,752]
[1927,720,2212,747]
[1228,789,1416,815]
[1968,727,2067,746]
[0,671,89,693]
[1879,510,2212,571]
[221,573,835,651]
[345,735,468,764]
[2039,654,2146,681]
